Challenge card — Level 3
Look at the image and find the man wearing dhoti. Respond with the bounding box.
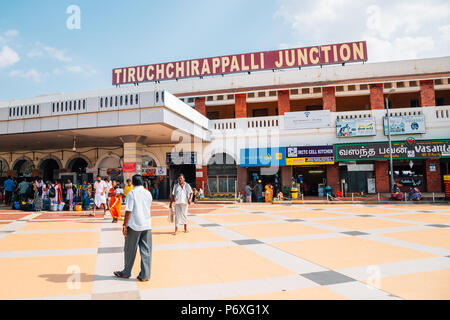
[91,175,107,216]
[169,174,193,235]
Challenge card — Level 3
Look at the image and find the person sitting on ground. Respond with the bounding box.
[391,184,403,201]
[407,187,422,201]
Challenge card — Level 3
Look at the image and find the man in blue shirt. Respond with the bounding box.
[3,176,15,206]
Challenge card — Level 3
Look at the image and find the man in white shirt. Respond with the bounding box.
[92,175,108,216]
[105,176,113,209]
[169,173,193,235]
[114,174,153,282]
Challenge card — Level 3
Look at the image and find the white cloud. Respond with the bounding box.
[0,46,20,68]
[3,30,19,37]
[275,0,450,62]
[27,42,72,62]
[9,69,48,83]
[66,65,96,76]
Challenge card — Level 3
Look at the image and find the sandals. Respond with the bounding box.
[137,276,149,282]
[113,271,130,279]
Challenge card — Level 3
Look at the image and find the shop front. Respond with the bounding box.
[240,147,285,195]
[286,145,334,196]
[335,139,450,193]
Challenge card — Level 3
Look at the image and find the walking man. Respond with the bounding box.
[169,173,193,235]
[92,175,107,216]
[3,176,15,206]
[244,182,253,203]
[114,174,153,282]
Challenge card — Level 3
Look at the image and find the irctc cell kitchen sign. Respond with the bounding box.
[113,41,367,85]
[335,139,450,161]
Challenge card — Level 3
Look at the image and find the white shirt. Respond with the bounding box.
[172,183,193,204]
[125,186,153,231]
[105,180,113,194]
[94,180,108,195]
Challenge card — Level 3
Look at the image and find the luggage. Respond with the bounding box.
[48,187,56,198]
[50,203,58,211]
[14,201,21,210]
[75,203,82,211]
[20,203,33,211]
[43,199,50,211]
[58,202,65,211]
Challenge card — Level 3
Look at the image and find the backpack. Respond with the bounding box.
[49,186,56,198]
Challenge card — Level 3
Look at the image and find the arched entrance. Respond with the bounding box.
[39,158,60,182]
[13,159,34,178]
[207,153,237,195]
[97,155,122,183]
[0,158,9,178]
[67,157,90,183]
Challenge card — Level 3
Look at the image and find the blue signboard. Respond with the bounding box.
[240,147,286,167]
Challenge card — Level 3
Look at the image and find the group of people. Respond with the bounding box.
[243,180,279,203]
[391,184,423,201]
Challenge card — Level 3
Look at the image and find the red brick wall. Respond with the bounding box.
[277,90,291,115]
[237,166,248,195]
[326,164,340,193]
[281,166,293,188]
[235,93,247,118]
[370,83,384,110]
[195,166,208,194]
[375,161,390,193]
[425,159,441,192]
[322,87,336,112]
[420,80,435,107]
[195,97,206,116]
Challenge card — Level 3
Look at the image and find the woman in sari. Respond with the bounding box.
[81,180,90,210]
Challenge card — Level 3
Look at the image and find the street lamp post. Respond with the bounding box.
[385,88,396,192]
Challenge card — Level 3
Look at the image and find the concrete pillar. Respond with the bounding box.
[235,93,247,118]
[420,80,435,107]
[237,166,248,195]
[121,136,145,182]
[370,83,384,110]
[322,87,336,112]
[277,90,291,115]
[195,166,208,194]
[326,164,340,193]
[375,161,390,193]
[195,97,206,116]
[280,166,292,188]
[425,159,441,192]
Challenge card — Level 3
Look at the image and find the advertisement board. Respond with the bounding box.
[383,115,426,135]
[286,145,334,165]
[336,118,376,137]
[166,152,197,165]
[284,110,331,130]
[335,139,450,161]
[240,147,286,167]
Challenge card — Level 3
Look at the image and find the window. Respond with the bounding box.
[78,100,81,110]
[65,102,68,111]
[33,105,35,114]
[9,108,11,117]
[13,108,15,116]
[207,111,220,120]
[252,108,268,117]
[130,94,133,105]
[120,96,123,106]
[83,100,86,109]
[21,106,23,116]
[110,97,112,107]
[100,98,103,108]
[105,97,108,107]
[135,94,138,104]
[52,103,55,113]
[410,99,419,108]
[29,105,32,114]
[25,106,27,115]
[125,95,128,105]
[436,97,444,106]
[115,96,118,106]
[37,105,39,114]
[69,101,72,111]
[57,103,59,112]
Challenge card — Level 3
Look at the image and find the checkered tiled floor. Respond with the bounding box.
[0,202,449,300]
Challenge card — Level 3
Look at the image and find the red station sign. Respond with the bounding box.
[112,41,368,85]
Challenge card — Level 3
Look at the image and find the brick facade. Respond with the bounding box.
[277,90,290,115]
[425,159,441,192]
[280,166,293,188]
[326,164,340,193]
[235,93,247,118]
[370,83,384,110]
[194,97,206,116]
[237,166,248,195]
[322,87,336,112]
[375,161,390,193]
[419,80,435,107]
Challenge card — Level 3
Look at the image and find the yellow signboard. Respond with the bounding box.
[286,157,335,166]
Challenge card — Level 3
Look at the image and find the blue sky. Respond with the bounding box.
[1,0,449,101]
